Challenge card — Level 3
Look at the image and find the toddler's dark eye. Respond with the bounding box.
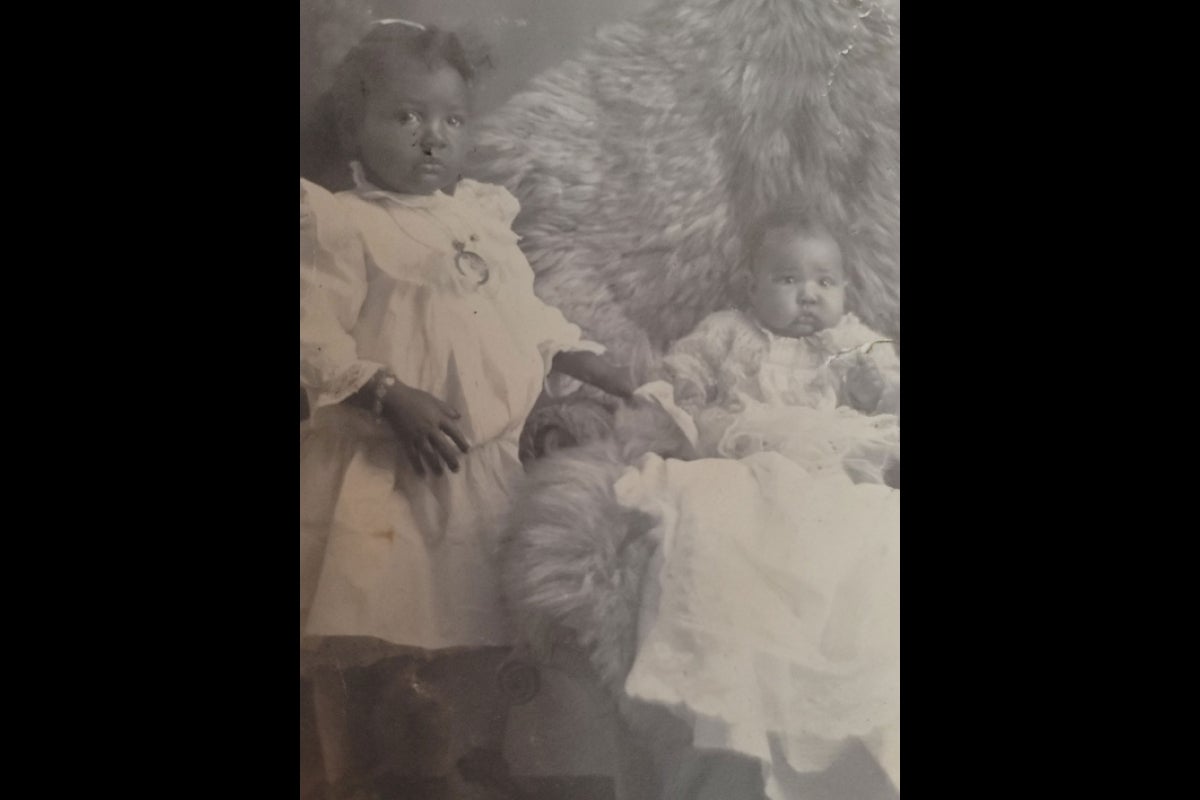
[820,278,836,288]
[447,115,466,127]
[778,276,797,285]
[398,111,419,124]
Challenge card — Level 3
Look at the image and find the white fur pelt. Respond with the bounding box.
[473,0,901,371]
[502,398,696,693]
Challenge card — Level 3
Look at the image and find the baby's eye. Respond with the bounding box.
[447,115,466,127]
[397,111,420,124]
[819,278,837,288]
[778,276,798,285]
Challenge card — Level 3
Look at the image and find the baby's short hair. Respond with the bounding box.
[331,23,479,139]
[744,200,838,270]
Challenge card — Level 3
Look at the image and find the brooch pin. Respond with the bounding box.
[452,235,489,285]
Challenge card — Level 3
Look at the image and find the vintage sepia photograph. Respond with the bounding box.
[300,1,899,798]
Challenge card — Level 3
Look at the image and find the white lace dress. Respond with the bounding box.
[615,310,902,795]
[300,165,603,661]
[615,452,900,797]
[662,308,899,484]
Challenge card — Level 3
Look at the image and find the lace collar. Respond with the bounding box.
[348,161,453,208]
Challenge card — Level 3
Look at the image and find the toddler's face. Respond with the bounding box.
[353,58,470,195]
[748,227,845,337]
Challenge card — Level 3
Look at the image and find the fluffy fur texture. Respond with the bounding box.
[503,398,696,692]
[502,440,651,691]
[472,0,900,366]
[499,0,900,698]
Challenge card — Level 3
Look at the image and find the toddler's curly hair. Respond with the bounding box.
[331,23,483,147]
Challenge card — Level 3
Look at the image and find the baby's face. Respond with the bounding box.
[353,58,471,195]
[748,227,845,337]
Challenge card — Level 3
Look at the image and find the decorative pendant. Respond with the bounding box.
[452,236,490,285]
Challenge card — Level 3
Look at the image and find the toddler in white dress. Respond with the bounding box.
[299,21,633,798]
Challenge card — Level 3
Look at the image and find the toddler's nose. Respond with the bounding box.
[420,122,448,152]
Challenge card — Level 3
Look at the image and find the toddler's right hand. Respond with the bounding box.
[382,382,470,477]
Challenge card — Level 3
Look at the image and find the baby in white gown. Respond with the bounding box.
[616,207,901,799]
[659,205,899,486]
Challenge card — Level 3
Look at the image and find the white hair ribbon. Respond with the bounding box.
[371,18,427,31]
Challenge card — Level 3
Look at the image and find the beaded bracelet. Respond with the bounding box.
[372,371,397,419]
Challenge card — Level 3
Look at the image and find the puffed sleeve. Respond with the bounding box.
[300,179,387,410]
[660,311,737,416]
[531,301,608,399]
[468,179,522,228]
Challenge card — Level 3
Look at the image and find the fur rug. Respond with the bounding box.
[472,0,900,368]
[498,0,900,698]
[503,398,696,694]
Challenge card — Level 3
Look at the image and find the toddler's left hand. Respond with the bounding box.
[553,350,635,399]
[844,353,886,412]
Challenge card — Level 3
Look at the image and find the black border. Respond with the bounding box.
[109,0,1079,793]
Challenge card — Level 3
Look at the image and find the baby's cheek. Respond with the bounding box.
[768,295,794,315]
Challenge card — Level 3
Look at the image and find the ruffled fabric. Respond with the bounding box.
[300,179,386,410]
[615,452,899,799]
[661,309,900,480]
[300,172,605,653]
[663,309,898,412]
[715,399,899,485]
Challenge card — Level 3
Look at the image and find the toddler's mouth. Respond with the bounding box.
[785,317,823,336]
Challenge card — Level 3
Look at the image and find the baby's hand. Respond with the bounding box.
[843,353,886,412]
[381,382,470,477]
